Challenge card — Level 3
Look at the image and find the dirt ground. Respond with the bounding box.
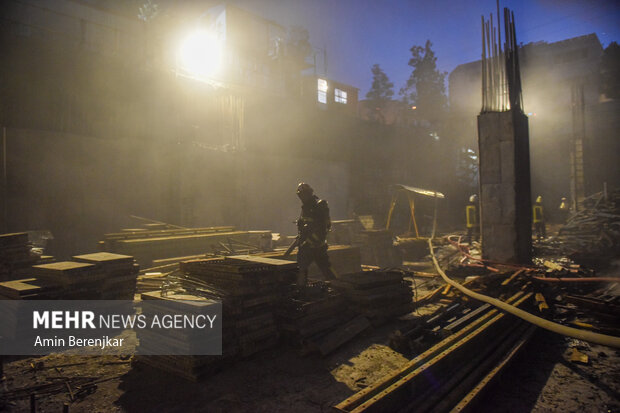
[1,272,619,412]
[479,328,620,413]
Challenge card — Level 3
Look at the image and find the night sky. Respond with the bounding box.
[233,0,620,98]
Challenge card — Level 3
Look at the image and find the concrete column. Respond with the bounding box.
[477,110,532,263]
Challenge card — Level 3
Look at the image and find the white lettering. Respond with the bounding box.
[33,311,49,329]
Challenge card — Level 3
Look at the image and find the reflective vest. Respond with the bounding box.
[466,205,478,228]
[533,205,544,223]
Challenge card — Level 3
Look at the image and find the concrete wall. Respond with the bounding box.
[3,127,349,259]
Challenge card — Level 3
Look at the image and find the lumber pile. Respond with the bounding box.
[135,256,297,380]
[182,257,295,349]
[332,269,414,325]
[264,245,362,279]
[0,232,53,281]
[0,252,139,300]
[99,226,271,267]
[278,282,362,355]
[177,256,296,357]
[554,190,620,266]
[0,277,60,299]
[134,290,231,381]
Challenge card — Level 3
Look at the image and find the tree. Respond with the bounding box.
[367,64,394,103]
[366,64,394,123]
[601,41,620,99]
[399,40,447,126]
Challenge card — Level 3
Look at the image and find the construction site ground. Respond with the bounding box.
[2,264,619,413]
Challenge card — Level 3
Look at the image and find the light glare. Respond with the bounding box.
[179,30,223,78]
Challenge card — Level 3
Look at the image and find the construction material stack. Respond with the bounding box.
[0,252,138,300]
[135,256,297,380]
[0,232,52,281]
[332,269,414,325]
[72,252,139,299]
[278,282,370,355]
[99,226,272,267]
[176,256,296,357]
[135,290,228,382]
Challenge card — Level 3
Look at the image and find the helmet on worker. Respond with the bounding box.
[469,194,478,203]
[536,195,543,203]
[297,182,314,203]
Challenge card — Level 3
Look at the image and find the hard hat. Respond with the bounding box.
[297,182,314,196]
[536,195,543,203]
[469,194,478,203]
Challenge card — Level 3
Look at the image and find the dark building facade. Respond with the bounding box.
[448,34,617,213]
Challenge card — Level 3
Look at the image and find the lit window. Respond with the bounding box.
[335,88,347,104]
[317,78,328,104]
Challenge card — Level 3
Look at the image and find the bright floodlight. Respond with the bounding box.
[178,30,223,78]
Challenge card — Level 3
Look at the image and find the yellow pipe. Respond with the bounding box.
[428,237,620,348]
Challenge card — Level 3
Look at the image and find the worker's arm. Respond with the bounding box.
[317,200,331,232]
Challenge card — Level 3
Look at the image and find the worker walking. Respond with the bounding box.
[295,183,337,286]
[533,195,546,239]
[465,194,479,245]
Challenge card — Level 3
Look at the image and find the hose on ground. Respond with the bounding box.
[428,197,620,348]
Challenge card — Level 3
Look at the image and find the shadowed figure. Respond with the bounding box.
[295,182,337,286]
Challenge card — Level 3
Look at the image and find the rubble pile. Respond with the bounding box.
[0,232,52,281]
[551,284,620,337]
[554,190,620,265]
[0,252,139,300]
[332,269,414,325]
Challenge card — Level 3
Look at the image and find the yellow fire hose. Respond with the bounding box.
[427,199,620,349]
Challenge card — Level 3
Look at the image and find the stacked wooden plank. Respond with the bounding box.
[135,256,297,380]
[0,252,139,300]
[332,269,414,325]
[134,290,232,381]
[264,245,362,279]
[0,277,60,299]
[99,226,271,267]
[177,256,295,357]
[277,282,369,355]
[0,233,51,281]
[72,252,139,299]
[135,245,363,285]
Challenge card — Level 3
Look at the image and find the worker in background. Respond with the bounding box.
[533,195,546,239]
[295,182,337,286]
[558,197,569,224]
[465,194,479,245]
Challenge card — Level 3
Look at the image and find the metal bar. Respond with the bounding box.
[410,321,530,413]
[442,304,491,334]
[481,16,486,112]
[334,291,527,412]
[449,324,537,413]
[345,293,533,413]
